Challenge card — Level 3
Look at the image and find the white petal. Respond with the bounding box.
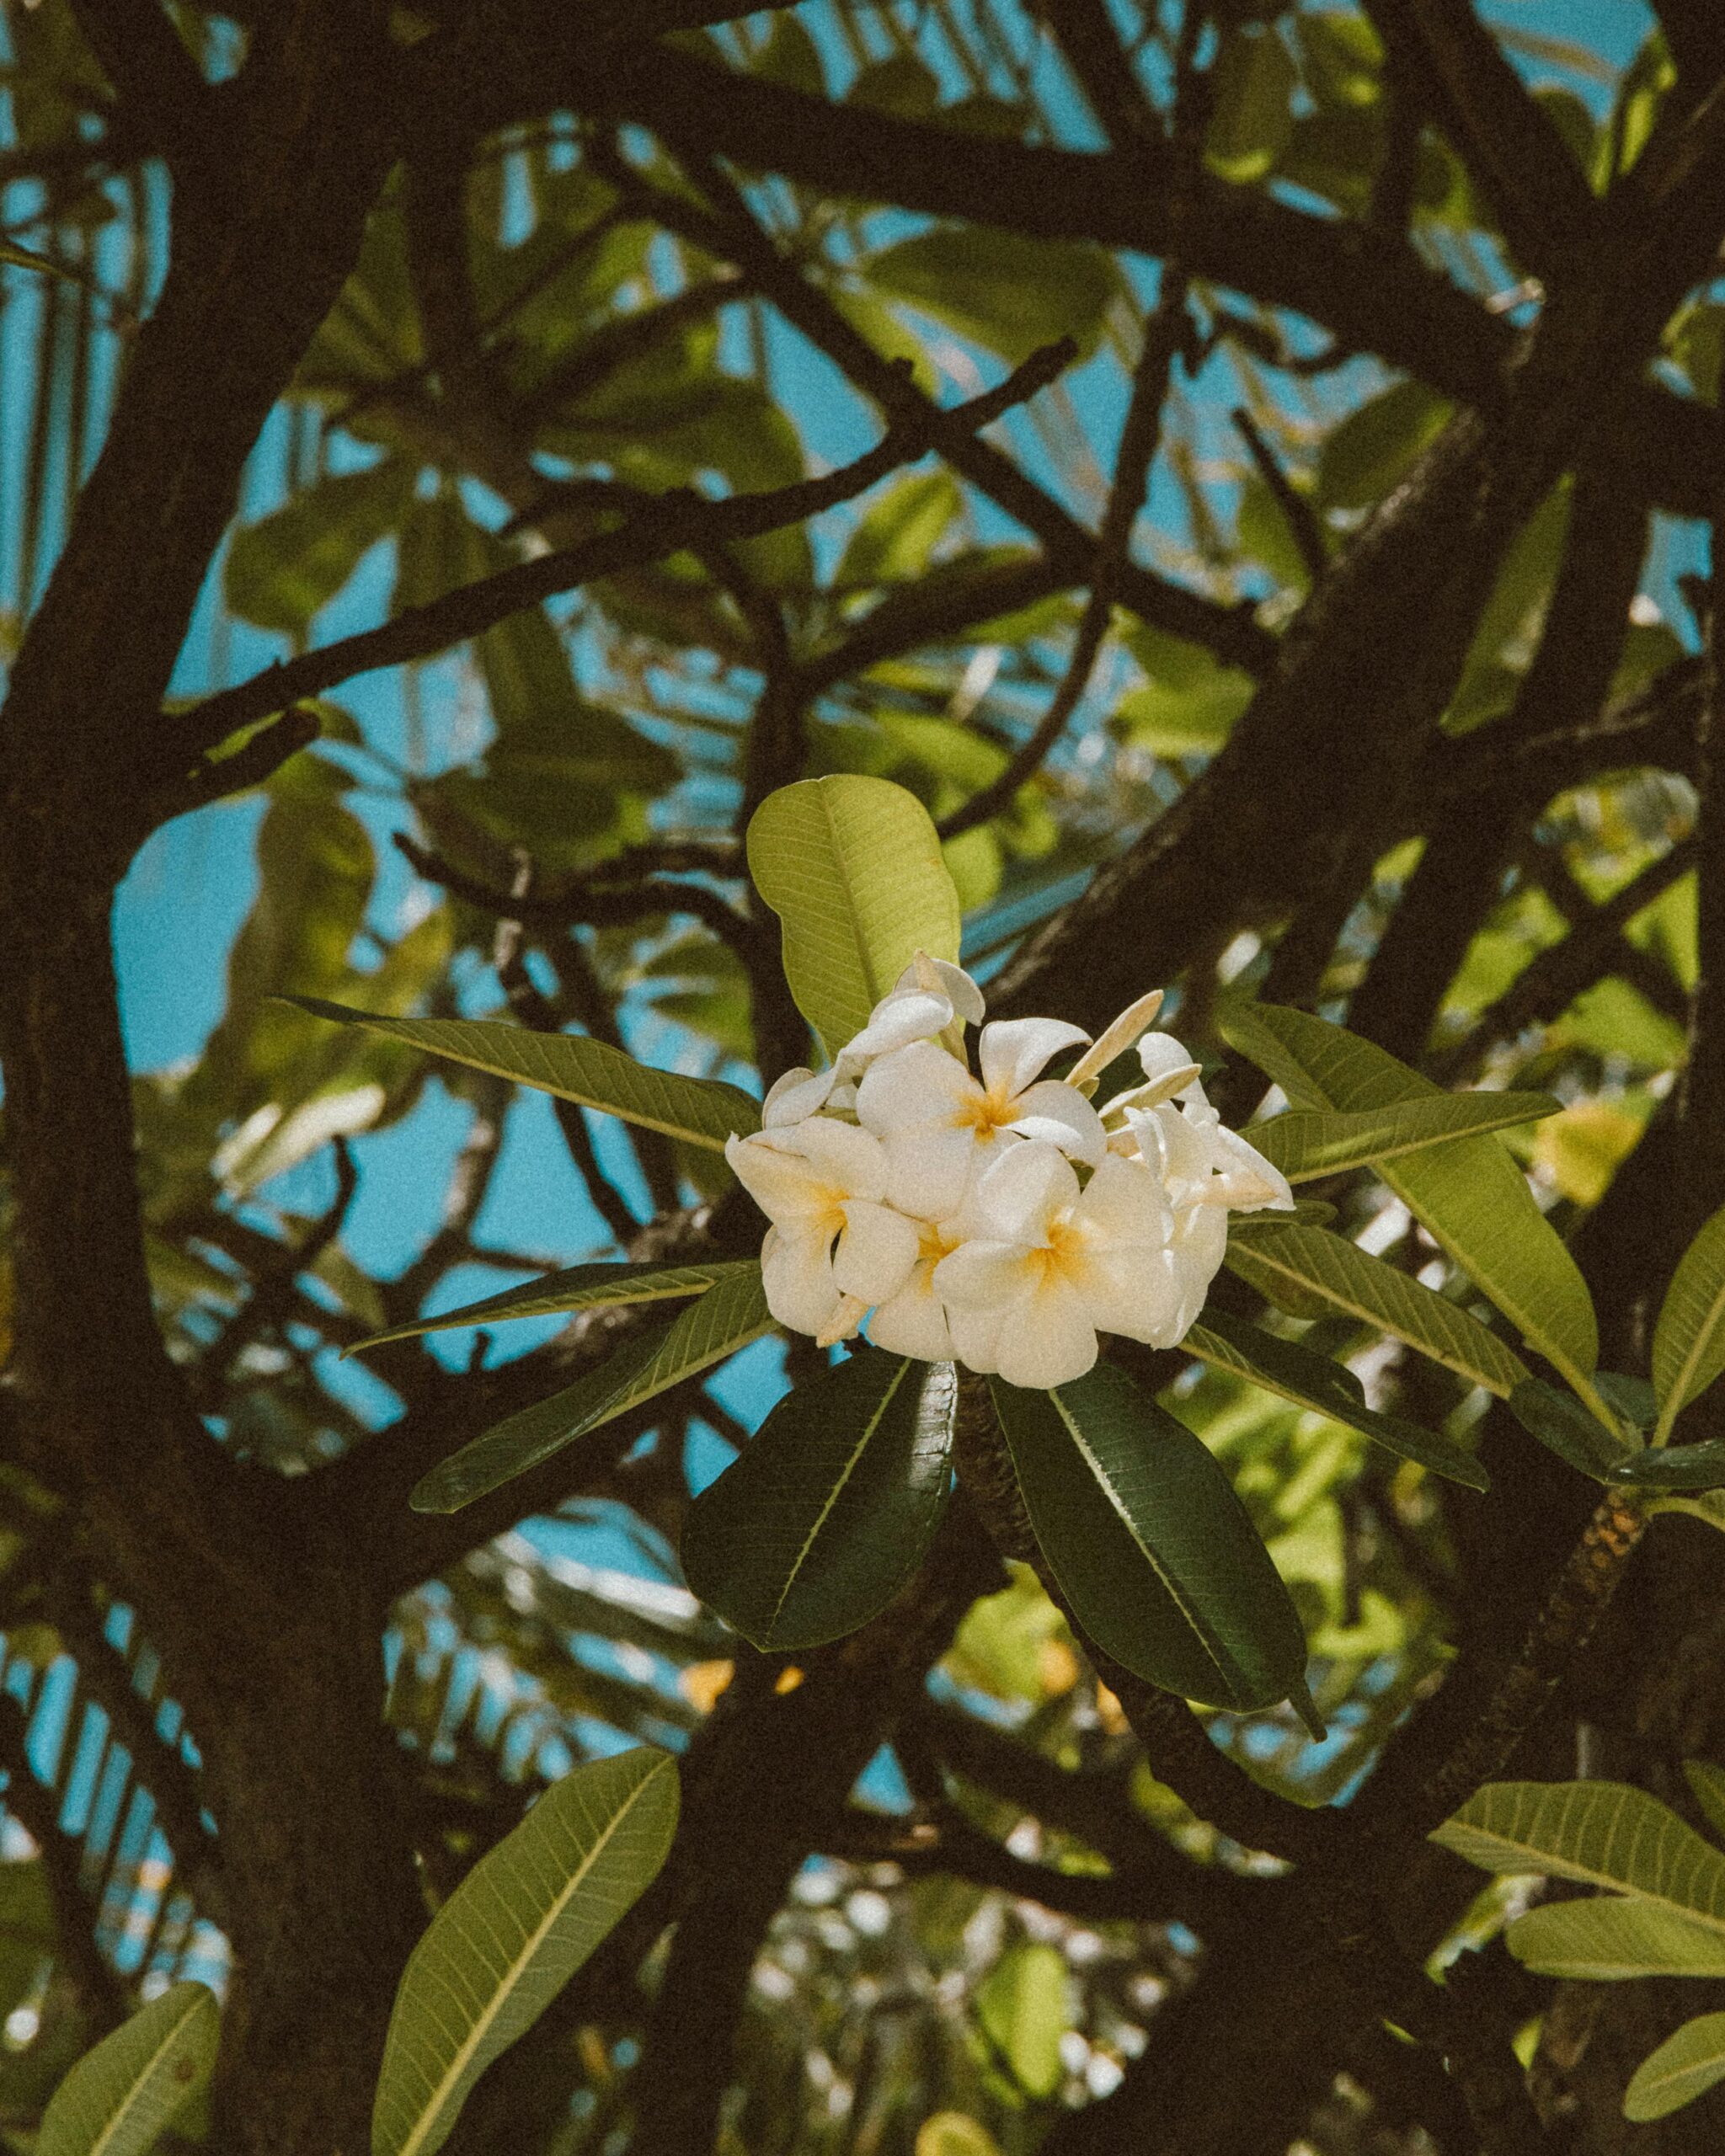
[1210,1125,1295,1213]
[780,1116,888,1201]
[816,1294,871,1348]
[835,1200,921,1303]
[948,1300,1006,1374]
[971,1138,1079,1241]
[1137,1032,1203,1097]
[1073,1153,1172,1246]
[994,1274,1098,1390]
[761,1226,842,1337]
[841,989,953,1064]
[1066,989,1165,1090]
[882,1125,979,1221]
[1004,1080,1106,1166]
[932,1238,1039,1311]
[725,1132,836,1230]
[761,1066,837,1129]
[1103,1060,1204,1118]
[978,1016,1090,1100]
[857,1038,979,1135]
[1074,1242,1185,1345]
[867,1267,954,1360]
[1127,1102,1212,1203]
[888,957,983,1030]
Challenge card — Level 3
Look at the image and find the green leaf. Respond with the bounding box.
[284,999,760,1150]
[1595,1370,1658,1432]
[39,1983,220,2156]
[1221,1002,1599,1398]
[745,776,960,1058]
[1608,1440,1725,1491]
[1316,379,1453,515]
[1205,25,1297,184]
[347,1259,758,1354]
[1433,1780,1725,1932]
[1653,1202,1725,1439]
[372,1748,679,2156]
[681,1350,953,1650]
[864,227,1121,364]
[1508,1378,1636,1477]
[410,1265,772,1513]
[1507,1897,1725,1980]
[1688,1761,1725,1842]
[1222,1222,1528,1397]
[1185,1308,1489,1489]
[1625,2014,1725,2122]
[1247,1093,1560,1182]
[989,1362,1310,1713]
[224,462,414,638]
[975,1942,1071,2099]
[836,470,962,589]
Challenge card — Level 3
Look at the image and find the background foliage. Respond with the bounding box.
[3,0,1725,2149]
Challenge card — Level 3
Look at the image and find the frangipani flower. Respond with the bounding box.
[760,956,986,1129]
[724,1119,920,1346]
[857,1018,1105,1219]
[932,1140,1182,1388]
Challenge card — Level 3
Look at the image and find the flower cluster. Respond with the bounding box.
[725,958,1295,1390]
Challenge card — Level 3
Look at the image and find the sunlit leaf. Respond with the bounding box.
[348,1259,758,1354]
[745,776,960,1057]
[1625,2013,1725,2121]
[372,1748,678,2156]
[1247,1092,1559,1182]
[1653,1202,1725,1438]
[1507,1897,1725,1980]
[975,1942,1070,2098]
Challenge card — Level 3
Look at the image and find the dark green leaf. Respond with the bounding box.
[1608,1440,1725,1491]
[989,1363,1309,1712]
[681,1351,954,1649]
[1508,1378,1637,1477]
[1247,1092,1560,1182]
[348,1259,758,1354]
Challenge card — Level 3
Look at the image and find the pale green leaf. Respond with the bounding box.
[348,1259,758,1354]
[975,1942,1071,2099]
[1507,1897,1725,1979]
[39,1983,220,2156]
[285,999,760,1150]
[1247,1092,1560,1182]
[1222,1002,1598,1395]
[745,776,960,1057]
[1223,1221,1528,1396]
[1433,1780,1725,1932]
[1653,1201,1725,1438]
[1625,2013,1725,2121]
[410,1265,772,1513]
[372,1748,679,2156]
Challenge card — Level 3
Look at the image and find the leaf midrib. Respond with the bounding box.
[391,1769,665,2156]
[80,1994,211,2156]
[767,1358,911,1636]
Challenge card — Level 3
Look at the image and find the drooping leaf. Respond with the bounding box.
[1506,1897,1725,1980]
[285,999,760,1150]
[1186,1309,1489,1489]
[1246,1092,1560,1182]
[1653,1201,1725,1438]
[1205,24,1297,184]
[349,1259,758,1354]
[39,1983,220,2156]
[1625,2013,1725,2122]
[974,1941,1071,2099]
[990,1363,1310,1713]
[372,1748,679,2156]
[1433,1780,1725,1931]
[1221,1002,1598,1396]
[681,1350,954,1649]
[1223,1221,1528,1397]
[1507,1377,1637,1477]
[864,227,1121,364]
[410,1265,772,1513]
[745,776,960,1057]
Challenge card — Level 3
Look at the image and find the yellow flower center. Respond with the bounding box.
[957,1084,1018,1137]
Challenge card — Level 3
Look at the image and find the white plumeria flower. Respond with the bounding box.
[724,1119,921,1346]
[866,1214,966,1361]
[857,1017,1106,1220]
[760,958,986,1131]
[931,1140,1183,1389]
